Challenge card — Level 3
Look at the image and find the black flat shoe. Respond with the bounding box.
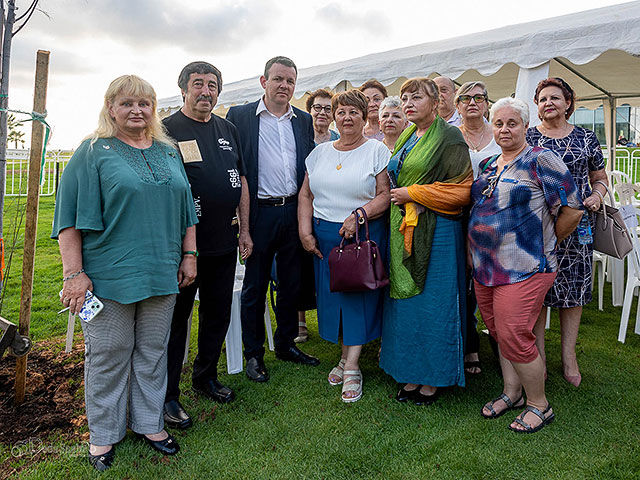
[275,346,320,366]
[412,387,440,406]
[88,446,115,471]
[246,357,269,382]
[395,384,418,403]
[192,379,235,404]
[163,399,193,429]
[137,433,180,455]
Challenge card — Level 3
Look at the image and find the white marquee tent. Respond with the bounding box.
[159,1,640,159]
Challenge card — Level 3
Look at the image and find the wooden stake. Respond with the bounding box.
[14,50,49,405]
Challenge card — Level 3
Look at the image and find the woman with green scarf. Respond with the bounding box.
[380,78,473,405]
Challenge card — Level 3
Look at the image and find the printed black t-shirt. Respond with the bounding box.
[163,110,246,255]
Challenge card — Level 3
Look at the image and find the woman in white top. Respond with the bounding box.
[456,81,501,178]
[456,81,502,377]
[298,90,390,403]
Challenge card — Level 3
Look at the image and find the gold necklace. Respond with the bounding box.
[462,125,486,152]
[335,137,365,170]
[336,150,348,170]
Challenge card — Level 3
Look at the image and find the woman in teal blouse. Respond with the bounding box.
[52,75,197,471]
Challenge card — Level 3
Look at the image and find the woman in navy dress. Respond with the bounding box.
[526,77,608,387]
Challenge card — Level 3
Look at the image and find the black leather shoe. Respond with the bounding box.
[137,433,180,455]
[246,357,269,382]
[412,387,440,406]
[395,384,418,403]
[275,346,320,366]
[88,446,115,472]
[192,379,235,403]
[163,399,193,429]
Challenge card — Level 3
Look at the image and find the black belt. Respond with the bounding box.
[257,195,297,206]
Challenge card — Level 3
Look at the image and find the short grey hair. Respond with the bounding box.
[379,95,402,113]
[455,81,488,104]
[490,97,529,125]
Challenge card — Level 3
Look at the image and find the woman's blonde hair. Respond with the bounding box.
[86,75,174,146]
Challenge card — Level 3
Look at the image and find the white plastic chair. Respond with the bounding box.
[616,182,640,342]
[592,251,607,311]
[608,171,633,306]
[184,259,274,373]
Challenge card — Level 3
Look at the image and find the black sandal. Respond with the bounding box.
[464,360,482,375]
[481,393,524,419]
[509,404,555,434]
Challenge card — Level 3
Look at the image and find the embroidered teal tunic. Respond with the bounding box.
[52,137,198,304]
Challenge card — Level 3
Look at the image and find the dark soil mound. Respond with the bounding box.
[0,337,86,446]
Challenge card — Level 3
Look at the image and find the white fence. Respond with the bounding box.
[3,147,640,197]
[604,147,640,182]
[4,149,74,197]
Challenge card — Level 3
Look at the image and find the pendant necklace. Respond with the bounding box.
[462,125,486,152]
[335,138,364,170]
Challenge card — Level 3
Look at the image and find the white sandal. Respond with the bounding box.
[294,321,308,343]
[341,369,362,403]
[328,358,346,386]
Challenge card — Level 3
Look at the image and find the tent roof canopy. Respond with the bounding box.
[158,1,640,111]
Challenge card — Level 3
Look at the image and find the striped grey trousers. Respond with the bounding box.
[80,294,176,446]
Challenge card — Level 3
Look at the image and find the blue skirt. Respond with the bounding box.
[313,217,388,346]
[380,215,466,387]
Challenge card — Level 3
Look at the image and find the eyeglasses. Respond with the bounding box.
[481,171,500,198]
[311,104,331,113]
[458,94,487,105]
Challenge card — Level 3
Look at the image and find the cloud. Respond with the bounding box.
[315,2,386,35]
[22,0,278,54]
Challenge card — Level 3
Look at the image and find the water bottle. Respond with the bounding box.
[577,212,593,245]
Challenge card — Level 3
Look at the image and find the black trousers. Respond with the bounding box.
[165,251,237,402]
[241,202,301,360]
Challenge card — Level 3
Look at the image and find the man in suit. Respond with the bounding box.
[227,56,319,382]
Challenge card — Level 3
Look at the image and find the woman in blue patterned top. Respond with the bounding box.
[53,75,198,470]
[469,97,583,433]
[526,77,609,387]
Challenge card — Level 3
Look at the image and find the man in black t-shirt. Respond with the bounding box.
[162,61,252,430]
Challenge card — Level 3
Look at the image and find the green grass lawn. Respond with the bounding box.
[1,197,640,479]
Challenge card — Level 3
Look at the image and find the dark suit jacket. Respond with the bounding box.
[226,100,315,229]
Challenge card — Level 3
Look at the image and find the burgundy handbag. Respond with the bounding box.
[328,208,389,293]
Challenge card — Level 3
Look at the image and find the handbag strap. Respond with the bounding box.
[593,180,614,229]
[354,207,371,241]
[593,180,614,206]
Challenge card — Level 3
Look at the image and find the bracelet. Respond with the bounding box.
[63,269,84,282]
[593,190,604,202]
[183,250,198,257]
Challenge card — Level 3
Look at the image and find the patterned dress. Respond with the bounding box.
[526,126,605,307]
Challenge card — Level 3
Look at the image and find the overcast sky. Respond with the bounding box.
[6,0,628,149]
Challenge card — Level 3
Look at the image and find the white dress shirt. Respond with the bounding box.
[255,98,298,198]
[446,109,462,127]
